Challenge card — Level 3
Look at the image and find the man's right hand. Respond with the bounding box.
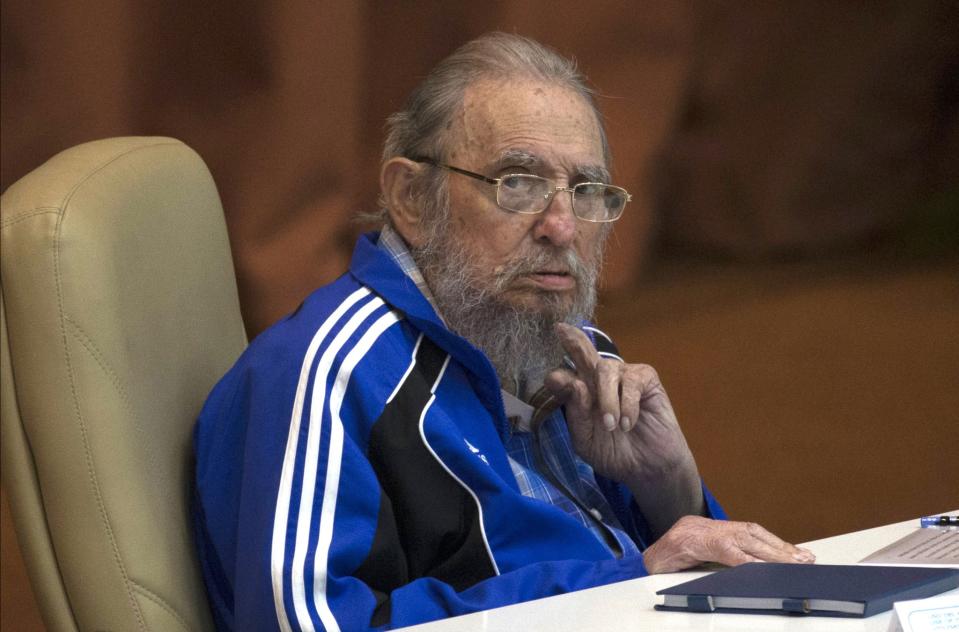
[642,515,816,574]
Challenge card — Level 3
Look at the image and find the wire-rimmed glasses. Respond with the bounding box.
[412,158,630,223]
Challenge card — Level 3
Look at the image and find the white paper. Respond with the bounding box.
[863,528,959,565]
[888,595,959,632]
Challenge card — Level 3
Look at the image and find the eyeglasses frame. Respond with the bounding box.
[410,157,630,223]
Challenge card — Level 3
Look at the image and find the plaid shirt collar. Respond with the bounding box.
[378,224,444,324]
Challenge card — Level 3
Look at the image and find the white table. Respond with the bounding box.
[400,511,959,631]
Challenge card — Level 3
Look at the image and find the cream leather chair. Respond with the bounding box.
[1,137,247,631]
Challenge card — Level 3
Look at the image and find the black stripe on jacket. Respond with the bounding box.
[356,336,496,625]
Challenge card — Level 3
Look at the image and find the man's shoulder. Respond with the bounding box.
[246,274,408,371]
[198,273,419,434]
[255,273,362,341]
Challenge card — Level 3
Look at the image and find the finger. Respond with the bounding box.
[798,547,816,563]
[546,369,593,421]
[619,366,642,432]
[647,517,762,573]
[736,522,813,564]
[554,323,601,380]
[544,368,577,404]
[595,360,622,431]
[743,522,815,562]
[712,540,764,567]
[631,364,683,433]
[563,379,594,431]
[742,521,790,548]
[741,538,804,564]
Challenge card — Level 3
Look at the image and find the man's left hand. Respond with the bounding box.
[545,323,704,536]
[642,515,816,573]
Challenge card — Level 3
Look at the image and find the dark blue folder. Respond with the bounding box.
[656,563,959,617]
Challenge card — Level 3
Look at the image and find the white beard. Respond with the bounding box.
[412,224,604,397]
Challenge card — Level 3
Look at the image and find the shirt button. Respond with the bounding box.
[589,508,603,521]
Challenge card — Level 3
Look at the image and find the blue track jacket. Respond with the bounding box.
[193,232,726,631]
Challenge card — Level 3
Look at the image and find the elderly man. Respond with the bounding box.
[193,33,812,631]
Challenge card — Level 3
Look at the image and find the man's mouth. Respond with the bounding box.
[525,269,576,290]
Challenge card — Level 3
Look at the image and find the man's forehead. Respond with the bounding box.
[450,77,606,170]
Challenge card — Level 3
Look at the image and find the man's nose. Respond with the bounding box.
[531,189,577,247]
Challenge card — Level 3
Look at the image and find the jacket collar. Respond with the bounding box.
[349,232,510,439]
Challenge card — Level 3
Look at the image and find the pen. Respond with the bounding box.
[920,515,959,527]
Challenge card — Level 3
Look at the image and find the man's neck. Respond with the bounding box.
[380,225,518,390]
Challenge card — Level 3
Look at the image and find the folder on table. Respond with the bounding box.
[655,563,959,618]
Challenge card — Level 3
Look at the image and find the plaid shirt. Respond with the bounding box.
[378,226,640,558]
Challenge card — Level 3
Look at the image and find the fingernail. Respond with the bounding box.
[603,413,616,431]
[620,416,631,431]
[794,550,815,563]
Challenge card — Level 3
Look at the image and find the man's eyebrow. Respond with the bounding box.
[577,165,610,184]
[489,149,540,172]
[489,150,610,183]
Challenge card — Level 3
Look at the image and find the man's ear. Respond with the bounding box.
[380,157,427,248]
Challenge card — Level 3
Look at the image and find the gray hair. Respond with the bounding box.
[370,32,609,224]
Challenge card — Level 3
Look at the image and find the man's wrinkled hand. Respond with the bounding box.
[545,323,695,483]
[544,323,702,534]
[643,515,816,574]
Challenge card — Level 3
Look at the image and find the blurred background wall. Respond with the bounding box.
[2,1,957,629]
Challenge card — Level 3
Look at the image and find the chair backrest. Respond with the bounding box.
[1,137,248,631]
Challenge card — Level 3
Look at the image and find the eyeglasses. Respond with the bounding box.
[412,158,630,223]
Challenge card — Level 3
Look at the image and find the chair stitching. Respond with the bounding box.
[64,317,134,412]
[53,191,148,631]
[63,317,163,495]
[50,139,193,631]
[129,581,193,632]
[0,207,62,228]
[56,312,148,632]
[56,141,183,214]
[2,315,85,631]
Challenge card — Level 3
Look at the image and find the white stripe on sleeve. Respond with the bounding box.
[270,287,369,632]
[289,296,386,631]
[312,310,402,631]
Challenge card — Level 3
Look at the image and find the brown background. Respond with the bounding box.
[2,2,957,629]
